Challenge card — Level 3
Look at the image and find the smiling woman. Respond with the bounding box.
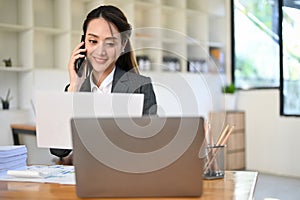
[66,5,157,116]
[50,5,158,161]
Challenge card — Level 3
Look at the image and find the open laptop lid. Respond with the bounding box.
[35,91,143,149]
[71,116,204,198]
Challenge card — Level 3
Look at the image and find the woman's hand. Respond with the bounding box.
[67,42,87,92]
[56,153,73,165]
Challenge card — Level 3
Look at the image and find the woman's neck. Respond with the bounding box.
[92,65,115,87]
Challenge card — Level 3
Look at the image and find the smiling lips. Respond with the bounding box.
[94,57,108,64]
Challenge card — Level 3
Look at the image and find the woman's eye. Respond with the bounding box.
[88,40,97,44]
[105,42,115,47]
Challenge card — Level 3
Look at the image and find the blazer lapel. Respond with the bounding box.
[79,67,130,93]
[80,76,91,92]
[112,67,130,93]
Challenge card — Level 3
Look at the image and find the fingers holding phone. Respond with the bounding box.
[67,41,87,91]
[74,38,86,77]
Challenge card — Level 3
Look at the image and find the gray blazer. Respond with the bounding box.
[50,67,157,158]
[80,67,157,115]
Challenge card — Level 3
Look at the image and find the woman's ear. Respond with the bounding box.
[121,39,128,53]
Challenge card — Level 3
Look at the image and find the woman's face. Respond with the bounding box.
[85,17,124,74]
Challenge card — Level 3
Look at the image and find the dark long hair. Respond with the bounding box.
[83,5,139,74]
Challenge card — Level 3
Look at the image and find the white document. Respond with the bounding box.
[1,165,75,185]
[35,91,144,149]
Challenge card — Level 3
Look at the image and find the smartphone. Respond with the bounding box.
[74,35,86,77]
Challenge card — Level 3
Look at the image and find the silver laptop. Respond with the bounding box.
[71,116,204,198]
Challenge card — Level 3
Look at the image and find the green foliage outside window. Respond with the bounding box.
[233,0,279,89]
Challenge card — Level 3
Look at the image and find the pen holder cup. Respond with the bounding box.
[203,145,225,180]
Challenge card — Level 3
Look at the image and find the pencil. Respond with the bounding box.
[216,124,229,146]
[204,125,235,173]
[220,125,235,146]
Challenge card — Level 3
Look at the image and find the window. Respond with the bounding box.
[280,0,300,116]
[232,0,280,89]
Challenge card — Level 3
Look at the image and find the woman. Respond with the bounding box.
[50,5,157,161]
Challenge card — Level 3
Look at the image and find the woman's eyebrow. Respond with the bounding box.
[105,36,118,40]
[87,33,118,40]
[87,33,99,38]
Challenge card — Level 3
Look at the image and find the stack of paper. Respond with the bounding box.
[0,145,27,175]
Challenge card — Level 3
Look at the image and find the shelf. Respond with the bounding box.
[0,1,227,71]
[161,0,185,8]
[186,0,204,11]
[135,0,159,4]
[134,31,156,41]
[135,1,158,8]
[0,0,228,114]
[0,66,32,72]
[0,24,30,32]
[208,42,224,48]
[0,0,226,73]
[186,0,226,16]
[34,27,68,35]
[161,5,184,12]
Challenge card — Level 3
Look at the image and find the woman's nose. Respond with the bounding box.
[94,43,106,55]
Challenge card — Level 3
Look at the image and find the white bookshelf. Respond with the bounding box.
[0,0,228,151]
[0,0,226,73]
[0,0,228,111]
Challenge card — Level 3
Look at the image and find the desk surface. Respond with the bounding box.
[0,171,258,200]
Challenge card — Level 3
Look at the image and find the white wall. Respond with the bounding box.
[19,69,70,110]
[143,72,225,118]
[237,89,300,178]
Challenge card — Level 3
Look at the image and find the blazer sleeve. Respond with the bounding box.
[140,77,157,115]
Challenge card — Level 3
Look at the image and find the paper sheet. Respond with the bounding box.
[35,91,144,149]
[0,165,75,185]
